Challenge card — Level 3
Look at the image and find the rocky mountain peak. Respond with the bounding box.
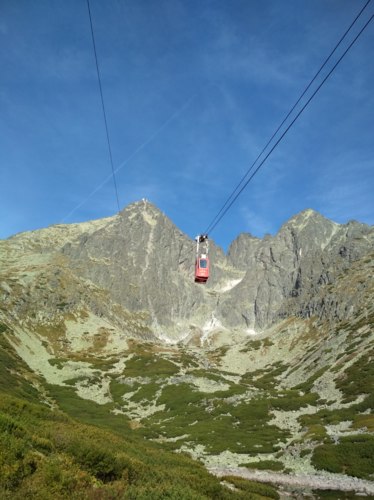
[120,198,164,224]
[284,208,328,227]
[278,209,339,252]
[1,201,373,341]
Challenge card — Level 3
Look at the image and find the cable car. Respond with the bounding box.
[195,234,209,283]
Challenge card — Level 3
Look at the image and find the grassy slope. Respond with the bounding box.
[0,331,279,499]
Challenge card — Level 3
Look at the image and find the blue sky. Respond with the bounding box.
[1,0,373,250]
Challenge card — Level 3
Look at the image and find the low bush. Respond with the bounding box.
[352,413,374,431]
[304,424,327,441]
[311,434,374,479]
[0,390,246,499]
[336,350,374,402]
[269,390,319,411]
[123,354,179,377]
[223,475,279,499]
[241,460,284,471]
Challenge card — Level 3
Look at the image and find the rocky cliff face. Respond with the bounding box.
[59,201,240,339]
[221,209,373,329]
[1,201,373,342]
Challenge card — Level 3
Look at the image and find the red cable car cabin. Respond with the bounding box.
[195,255,210,283]
[194,234,210,283]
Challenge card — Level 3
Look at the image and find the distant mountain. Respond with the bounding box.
[1,200,373,343]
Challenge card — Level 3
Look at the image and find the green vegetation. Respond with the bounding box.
[269,389,319,411]
[50,354,119,371]
[0,336,40,402]
[0,337,254,500]
[189,369,226,382]
[336,350,373,403]
[0,391,251,499]
[242,362,288,391]
[311,435,374,479]
[48,358,69,369]
[110,377,137,400]
[123,353,179,377]
[304,424,327,442]
[294,366,329,393]
[0,336,284,497]
[298,348,373,439]
[299,387,373,433]
[240,339,262,352]
[312,490,359,499]
[352,413,374,432]
[130,381,160,403]
[142,381,289,454]
[46,383,130,436]
[222,476,279,499]
[2,312,373,499]
[0,322,8,333]
[239,337,274,353]
[176,350,200,368]
[240,460,284,471]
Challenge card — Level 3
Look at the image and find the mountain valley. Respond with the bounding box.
[0,200,373,498]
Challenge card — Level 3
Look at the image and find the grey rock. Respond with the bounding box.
[218,209,373,329]
[1,202,373,339]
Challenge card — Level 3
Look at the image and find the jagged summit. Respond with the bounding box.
[119,198,164,218]
[279,208,338,235]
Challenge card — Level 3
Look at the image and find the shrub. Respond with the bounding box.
[269,390,319,411]
[0,413,26,437]
[312,434,374,479]
[304,424,327,441]
[336,350,374,402]
[352,414,374,431]
[241,460,284,471]
[222,476,279,499]
[0,322,8,333]
[66,442,124,482]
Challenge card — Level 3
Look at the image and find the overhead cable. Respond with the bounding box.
[86,0,121,212]
[61,92,197,222]
[205,11,373,236]
[204,1,373,235]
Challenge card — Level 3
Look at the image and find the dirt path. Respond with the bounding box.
[208,467,374,496]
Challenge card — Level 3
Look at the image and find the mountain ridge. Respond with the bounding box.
[1,200,373,341]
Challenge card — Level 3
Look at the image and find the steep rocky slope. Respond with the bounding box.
[1,200,372,342]
[222,209,374,329]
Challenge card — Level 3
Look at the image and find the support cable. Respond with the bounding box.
[206,12,373,236]
[204,0,372,235]
[86,0,121,212]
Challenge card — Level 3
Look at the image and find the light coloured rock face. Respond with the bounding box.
[1,200,373,343]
